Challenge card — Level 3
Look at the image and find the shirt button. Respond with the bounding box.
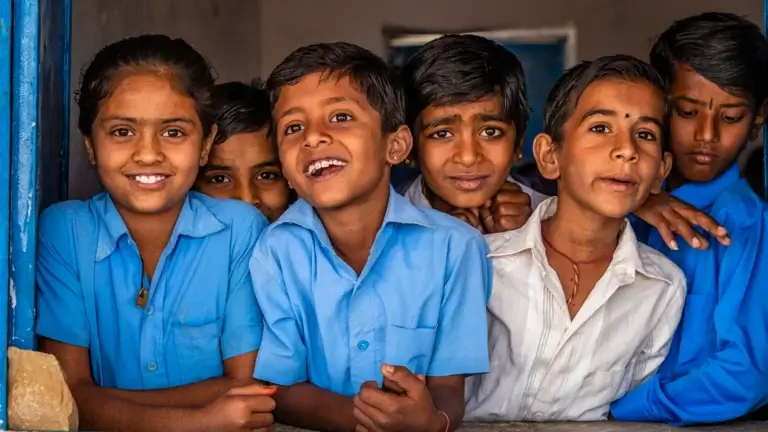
[357,340,369,351]
[147,362,158,372]
[533,411,545,420]
[146,306,154,316]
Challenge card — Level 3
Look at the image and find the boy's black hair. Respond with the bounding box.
[543,54,666,145]
[650,12,768,109]
[744,146,765,198]
[266,42,405,134]
[212,80,272,145]
[400,34,531,150]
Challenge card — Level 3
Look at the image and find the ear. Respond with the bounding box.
[200,124,218,166]
[84,137,96,165]
[651,151,673,194]
[749,101,767,141]
[385,125,413,165]
[532,133,560,180]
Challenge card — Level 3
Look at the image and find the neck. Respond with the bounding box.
[317,180,390,266]
[424,182,453,213]
[666,169,687,191]
[117,202,183,253]
[542,195,623,262]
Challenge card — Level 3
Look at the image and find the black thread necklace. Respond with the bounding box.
[135,263,149,308]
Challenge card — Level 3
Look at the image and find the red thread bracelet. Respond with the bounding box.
[438,410,450,432]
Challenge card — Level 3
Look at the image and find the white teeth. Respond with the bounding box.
[133,175,166,184]
[307,159,346,176]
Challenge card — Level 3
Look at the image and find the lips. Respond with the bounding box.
[598,174,639,192]
[687,151,718,165]
[447,174,490,191]
[125,173,171,190]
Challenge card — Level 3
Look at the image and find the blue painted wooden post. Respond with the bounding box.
[0,1,13,427]
[10,0,40,351]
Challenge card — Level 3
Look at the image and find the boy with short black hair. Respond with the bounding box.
[251,42,491,432]
[195,81,293,221]
[398,33,730,250]
[611,12,768,425]
[465,55,686,421]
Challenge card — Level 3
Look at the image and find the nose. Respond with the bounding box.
[694,113,719,144]
[611,132,639,163]
[303,120,331,149]
[237,181,261,208]
[452,132,482,167]
[132,133,164,165]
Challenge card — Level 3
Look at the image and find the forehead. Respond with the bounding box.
[574,78,664,116]
[273,72,374,114]
[99,73,199,119]
[209,131,276,163]
[671,66,749,104]
[420,96,505,121]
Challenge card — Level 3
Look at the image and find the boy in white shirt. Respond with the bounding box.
[464,54,687,422]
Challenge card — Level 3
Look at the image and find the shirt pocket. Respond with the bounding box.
[384,325,436,375]
[172,319,224,385]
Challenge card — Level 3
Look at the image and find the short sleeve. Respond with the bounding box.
[251,236,308,385]
[35,204,90,347]
[427,234,491,376]
[220,209,270,359]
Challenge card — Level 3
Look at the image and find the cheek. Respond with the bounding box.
[720,123,751,152]
[417,144,450,174]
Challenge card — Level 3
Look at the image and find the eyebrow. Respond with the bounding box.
[203,161,280,172]
[675,95,749,109]
[421,114,461,130]
[580,108,663,129]
[100,116,196,125]
[277,96,356,121]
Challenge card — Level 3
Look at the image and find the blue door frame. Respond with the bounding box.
[0,0,71,426]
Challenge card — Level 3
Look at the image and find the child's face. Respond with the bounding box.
[196,131,291,222]
[536,79,671,219]
[85,73,213,215]
[668,65,764,183]
[273,72,410,210]
[416,96,517,210]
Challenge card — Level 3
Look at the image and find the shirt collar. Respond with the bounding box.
[95,191,225,261]
[671,163,741,209]
[271,186,433,246]
[486,197,658,283]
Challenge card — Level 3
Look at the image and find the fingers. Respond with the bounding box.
[449,208,483,232]
[353,395,388,432]
[245,412,275,430]
[662,208,708,250]
[227,383,278,397]
[683,207,730,246]
[381,377,407,395]
[381,364,426,396]
[358,382,400,409]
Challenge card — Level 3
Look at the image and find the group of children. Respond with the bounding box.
[33,11,767,432]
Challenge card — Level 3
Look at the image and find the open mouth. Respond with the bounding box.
[599,176,638,192]
[127,174,169,189]
[305,158,347,180]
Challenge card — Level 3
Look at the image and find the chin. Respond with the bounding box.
[123,195,185,215]
[305,189,357,211]
[593,202,638,220]
[443,190,492,210]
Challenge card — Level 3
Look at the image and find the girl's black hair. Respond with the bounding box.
[75,34,217,138]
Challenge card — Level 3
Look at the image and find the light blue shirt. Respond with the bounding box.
[611,164,768,424]
[251,188,492,396]
[36,192,268,390]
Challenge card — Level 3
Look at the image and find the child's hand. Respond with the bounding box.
[633,192,730,250]
[479,182,532,233]
[353,364,447,432]
[198,383,277,431]
[448,207,485,233]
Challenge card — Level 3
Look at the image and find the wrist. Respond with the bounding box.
[427,409,449,432]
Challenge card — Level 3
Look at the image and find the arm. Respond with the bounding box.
[251,249,357,431]
[427,235,493,426]
[611,224,768,425]
[625,278,686,390]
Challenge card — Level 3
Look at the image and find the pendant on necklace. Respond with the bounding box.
[136,287,149,308]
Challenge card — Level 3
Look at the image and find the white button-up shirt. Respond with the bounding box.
[465,197,686,422]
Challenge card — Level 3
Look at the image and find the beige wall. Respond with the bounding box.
[68,0,763,198]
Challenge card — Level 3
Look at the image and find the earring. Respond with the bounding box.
[393,155,399,161]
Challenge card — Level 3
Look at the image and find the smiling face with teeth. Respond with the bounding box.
[273,72,412,211]
[85,73,215,216]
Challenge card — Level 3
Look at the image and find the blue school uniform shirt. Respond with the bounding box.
[36,191,268,390]
[251,187,492,396]
[611,164,768,425]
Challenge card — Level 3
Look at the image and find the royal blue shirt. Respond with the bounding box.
[251,187,492,396]
[36,192,268,390]
[611,164,768,424]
